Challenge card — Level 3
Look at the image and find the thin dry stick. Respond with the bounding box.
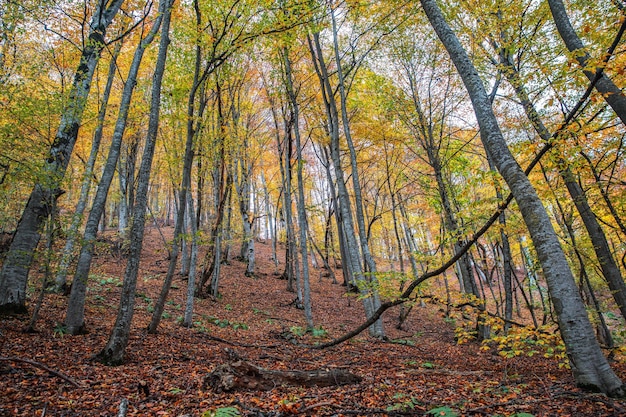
[0,356,82,387]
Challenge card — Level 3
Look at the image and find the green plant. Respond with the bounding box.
[390,338,415,346]
[386,393,422,412]
[252,307,270,316]
[224,304,232,311]
[202,406,240,417]
[53,323,68,338]
[426,406,458,417]
[232,322,249,330]
[290,326,306,337]
[311,326,327,338]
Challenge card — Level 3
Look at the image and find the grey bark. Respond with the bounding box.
[0,0,124,314]
[309,32,384,337]
[118,135,139,233]
[182,191,199,327]
[95,0,173,365]
[330,5,378,276]
[65,7,166,335]
[320,144,351,286]
[283,47,313,328]
[547,0,626,125]
[148,0,210,332]
[54,40,122,292]
[421,0,624,395]
[398,53,477,297]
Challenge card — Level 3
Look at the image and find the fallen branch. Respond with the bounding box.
[204,359,361,392]
[0,356,82,387]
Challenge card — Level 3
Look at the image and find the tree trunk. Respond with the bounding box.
[0,0,124,314]
[95,0,174,365]
[148,0,210,331]
[547,0,626,125]
[309,32,384,338]
[283,47,313,328]
[205,358,361,393]
[54,40,122,292]
[421,0,624,396]
[182,192,199,327]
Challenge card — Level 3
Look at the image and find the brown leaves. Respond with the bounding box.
[1,227,626,416]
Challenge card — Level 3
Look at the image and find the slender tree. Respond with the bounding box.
[547,0,626,125]
[54,39,123,292]
[95,0,174,365]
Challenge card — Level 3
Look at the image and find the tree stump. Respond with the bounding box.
[204,360,361,392]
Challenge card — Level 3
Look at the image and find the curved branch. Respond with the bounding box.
[0,356,82,387]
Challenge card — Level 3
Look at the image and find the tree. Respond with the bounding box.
[420,0,624,396]
[95,0,174,365]
[54,39,123,292]
[308,29,384,338]
[547,0,626,125]
[0,0,124,314]
[282,46,314,328]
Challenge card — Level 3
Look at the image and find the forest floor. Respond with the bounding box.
[1,226,626,416]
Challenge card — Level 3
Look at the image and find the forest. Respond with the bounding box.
[1,0,626,415]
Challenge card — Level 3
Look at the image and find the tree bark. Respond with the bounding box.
[547,0,626,125]
[205,359,361,393]
[496,43,626,321]
[421,0,624,396]
[283,47,313,328]
[55,40,122,292]
[308,31,384,337]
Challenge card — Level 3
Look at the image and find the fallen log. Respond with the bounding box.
[204,360,361,392]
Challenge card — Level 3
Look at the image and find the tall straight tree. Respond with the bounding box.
[308,31,384,337]
[0,0,124,314]
[420,0,624,396]
[95,0,174,365]
[282,46,313,328]
[492,36,626,321]
[65,4,167,335]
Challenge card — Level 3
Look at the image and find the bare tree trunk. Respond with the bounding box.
[182,192,199,327]
[496,45,626,320]
[308,32,384,338]
[283,47,313,328]
[54,40,122,292]
[95,0,174,365]
[547,0,626,124]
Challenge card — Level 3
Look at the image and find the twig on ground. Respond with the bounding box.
[0,356,82,387]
